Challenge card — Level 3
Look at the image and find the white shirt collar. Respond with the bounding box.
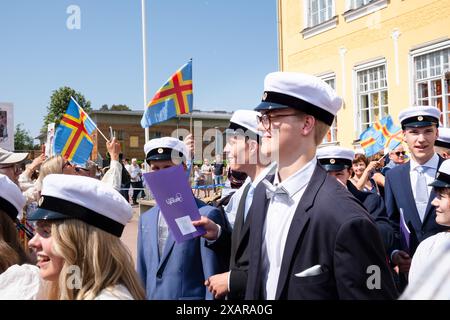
[272,157,317,198]
[409,153,439,172]
[252,162,278,188]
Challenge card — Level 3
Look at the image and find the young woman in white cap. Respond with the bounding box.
[0,174,30,274]
[27,174,145,300]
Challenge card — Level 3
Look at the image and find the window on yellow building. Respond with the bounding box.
[321,76,338,143]
[350,0,372,9]
[413,46,450,126]
[356,64,388,133]
[307,0,334,27]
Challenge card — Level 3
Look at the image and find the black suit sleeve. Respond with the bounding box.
[334,217,398,299]
[366,194,395,253]
[228,269,247,300]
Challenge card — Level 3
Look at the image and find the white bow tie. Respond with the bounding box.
[262,179,288,199]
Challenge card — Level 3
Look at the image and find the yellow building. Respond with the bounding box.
[278,0,450,148]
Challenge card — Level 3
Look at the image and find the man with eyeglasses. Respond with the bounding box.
[0,147,28,185]
[244,72,397,300]
[381,145,407,175]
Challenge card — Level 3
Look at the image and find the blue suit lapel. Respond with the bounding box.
[157,230,175,273]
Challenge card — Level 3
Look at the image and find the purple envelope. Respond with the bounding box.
[143,164,206,243]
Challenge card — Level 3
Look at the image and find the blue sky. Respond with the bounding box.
[0,0,278,139]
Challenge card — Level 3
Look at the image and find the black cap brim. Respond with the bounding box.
[146,154,173,162]
[27,208,71,221]
[429,180,450,188]
[322,164,348,172]
[403,121,436,128]
[255,101,290,111]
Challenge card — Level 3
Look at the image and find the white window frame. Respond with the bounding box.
[302,0,337,39]
[354,59,389,135]
[319,73,338,144]
[343,0,388,23]
[410,40,450,126]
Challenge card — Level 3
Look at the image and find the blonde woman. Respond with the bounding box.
[0,174,30,274]
[28,174,145,300]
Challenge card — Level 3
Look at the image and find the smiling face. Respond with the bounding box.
[28,220,65,281]
[431,189,450,227]
[352,161,367,178]
[403,125,438,164]
[223,134,252,171]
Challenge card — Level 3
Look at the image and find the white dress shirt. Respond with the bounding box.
[261,158,317,300]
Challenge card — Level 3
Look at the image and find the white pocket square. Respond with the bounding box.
[294,265,323,277]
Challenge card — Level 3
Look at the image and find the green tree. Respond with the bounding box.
[42,87,91,133]
[14,124,35,151]
[110,104,131,111]
[100,104,109,111]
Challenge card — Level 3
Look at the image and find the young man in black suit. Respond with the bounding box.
[245,72,397,300]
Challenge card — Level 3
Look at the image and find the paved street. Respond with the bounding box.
[121,205,140,267]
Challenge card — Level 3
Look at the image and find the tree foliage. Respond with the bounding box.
[14,124,36,151]
[42,87,91,133]
[110,104,131,111]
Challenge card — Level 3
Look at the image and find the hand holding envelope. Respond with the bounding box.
[143,164,206,243]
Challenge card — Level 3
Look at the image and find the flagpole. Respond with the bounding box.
[71,97,109,142]
[141,0,149,145]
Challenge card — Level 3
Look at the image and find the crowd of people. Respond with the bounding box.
[1,71,450,300]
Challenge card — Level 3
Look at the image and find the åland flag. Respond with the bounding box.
[53,97,96,165]
[379,115,403,151]
[359,123,385,157]
[141,60,193,128]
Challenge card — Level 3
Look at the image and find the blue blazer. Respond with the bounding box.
[384,157,449,255]
[137,198,228,300]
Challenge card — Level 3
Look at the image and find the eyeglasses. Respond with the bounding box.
[0,163,23,174]
[74,166,89,173]
[395,151,406,157]
[256,112,300,130]
[62,161,72,170]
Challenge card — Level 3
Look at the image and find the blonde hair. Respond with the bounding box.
[35,156,65,192]
[0,210,30,273]
[45,219,145,300]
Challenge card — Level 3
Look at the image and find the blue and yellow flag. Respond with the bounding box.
[359,115,403,157]
[53,97,96,165]
[380,116,403,151]
[141,60,193,128]
[359,125,385,157]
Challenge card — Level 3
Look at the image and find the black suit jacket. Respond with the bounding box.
[346,181,394,252]
[228,184,252,300]
[207,184,254,300]
[245,163,398,300]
